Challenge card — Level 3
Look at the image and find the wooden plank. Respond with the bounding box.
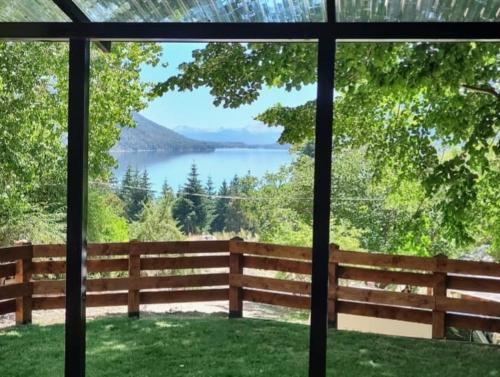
[15,257,32,325]
[87,293,128,307]
[140,288,229,304]
[33,274,229,295]
[139,274,228,290]
[88,278,130,292]
[332,250,435,271]
[137,241,230,255]
[32,244,66,258]
[0,299,16,315]
[141,255,229,270]
[328,258,339,328]
[0,263,16,278]
[88,243,129,256]
[231,241,312,261]
[128,243,140,317]
[33,278,131,294]
[244,256,311,275]
[332,286,434,309]
[33,243,130,257]
[444,259,500,277]
[33,280,65,295]
[32,259,129,274]
[0,246,32,263]
[230,273,310,295]
[32,261,66,274]
[229,243,244,318]
[337,301,432,324]
[447,314,500,333]
[0,282,30,300]
[89,259,129,272]
[436,296,500,317]
[243,288,310,309]
[32,293,128,309]
[447,275,500,294]
[32,296,65,310]
[337,266,435,287]
[431,260,447,339]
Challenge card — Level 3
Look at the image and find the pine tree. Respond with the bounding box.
[119,166,152,221]
[172,163,209,234]
[205,176,216,228]
[210,180,230,233]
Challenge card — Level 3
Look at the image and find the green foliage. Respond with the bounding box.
[130,196,184,242]
[118,166,153,221]
[158,42,499,252]
[210,180,230,233]
[0,41,161,240]
[172,164,210,234]
[0,209,65,247]
[87,188,128,243]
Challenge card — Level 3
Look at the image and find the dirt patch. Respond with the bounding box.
[0,301,308,330]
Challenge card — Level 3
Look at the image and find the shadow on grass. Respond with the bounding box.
[1,314,499,377]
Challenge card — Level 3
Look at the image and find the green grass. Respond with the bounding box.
[1,314,499,377]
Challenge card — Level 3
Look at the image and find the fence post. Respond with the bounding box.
[229,237,244,319]
[15,241,33,325]
[327,243,339,328]
[432,254,447,339]
[128,240,140,318]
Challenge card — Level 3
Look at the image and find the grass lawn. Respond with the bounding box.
[1,314,499,377]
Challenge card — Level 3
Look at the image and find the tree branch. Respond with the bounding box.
[461,84,500,99]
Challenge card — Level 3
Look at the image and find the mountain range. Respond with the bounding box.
[174,125,283,145]
[112,113,285,152]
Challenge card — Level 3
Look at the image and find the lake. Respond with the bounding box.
[113,148,293,194]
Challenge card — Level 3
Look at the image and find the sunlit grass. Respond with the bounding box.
[1,315,498,377]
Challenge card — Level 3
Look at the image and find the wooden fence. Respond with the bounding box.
[1,240,499,338]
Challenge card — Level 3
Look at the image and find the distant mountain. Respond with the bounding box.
[112,113,215,153]
[174,125,283,146]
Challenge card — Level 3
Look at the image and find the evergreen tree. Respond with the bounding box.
[210,180,230,233]
[161,179,175,205]
[205,176,216,227]
[118,166,152,221]
[172,163,209,234]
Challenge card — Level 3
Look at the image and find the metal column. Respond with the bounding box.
[65,38,90,377]
[308,38,335,377]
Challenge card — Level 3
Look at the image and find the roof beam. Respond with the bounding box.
[52,0,111,52]
[0,22,498,41]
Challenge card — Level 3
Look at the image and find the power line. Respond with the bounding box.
[90,180,385,202]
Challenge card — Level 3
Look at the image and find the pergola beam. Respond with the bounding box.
[0,22,498,41]
[51,0,111,52]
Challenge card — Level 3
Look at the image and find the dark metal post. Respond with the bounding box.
[65,38,90,377]
[308,38,335,377]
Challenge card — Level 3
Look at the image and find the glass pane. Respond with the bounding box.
[0,0,70,22]
[336,0,500,22]
[74,0,326,22]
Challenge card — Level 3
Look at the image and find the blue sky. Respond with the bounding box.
[139,43,316,131]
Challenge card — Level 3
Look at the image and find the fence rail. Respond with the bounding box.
[1,240,499,336]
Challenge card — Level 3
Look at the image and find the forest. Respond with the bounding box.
[0,41,498,261]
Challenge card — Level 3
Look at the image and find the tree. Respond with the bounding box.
[157,42,499,253]
[130,197,184,242]
[172,163,209,234]
[0,41,161,239]
[87,188,128,243]
[210,180,230,233]
[119,166,153,221]
[205,176,216,226]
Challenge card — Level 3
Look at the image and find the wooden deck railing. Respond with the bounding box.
[1,240,499,337]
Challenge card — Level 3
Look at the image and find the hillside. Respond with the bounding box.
[112,113,215,153]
